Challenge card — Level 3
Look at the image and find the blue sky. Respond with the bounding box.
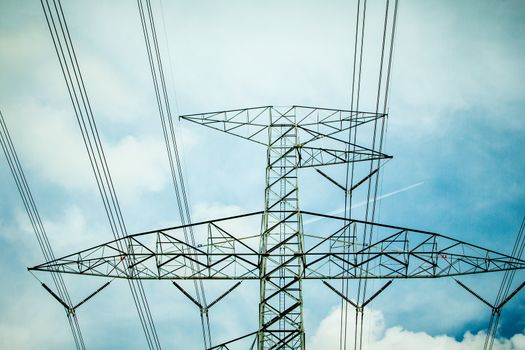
[1,0,525,349]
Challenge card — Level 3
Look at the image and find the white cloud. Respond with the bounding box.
[192,202,245,223]
[105,134,169,200]
[309,306,525,350]
[0,205,107,264]
[391,1,525,134]
[0,284,70,350]
[2,103,93,192]
[79,55,149,123]
[42,205,106,255]
[3,102,171,200]
[191,201,261,250]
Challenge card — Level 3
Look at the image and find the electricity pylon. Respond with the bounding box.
[31,106,525,350]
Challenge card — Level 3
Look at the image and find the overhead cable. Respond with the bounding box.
[0,110,85,349]
[136,0,212,347]
[39,1,162,348]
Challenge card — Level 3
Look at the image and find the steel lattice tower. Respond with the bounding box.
[30,105,525,349]
[17,1,525,349]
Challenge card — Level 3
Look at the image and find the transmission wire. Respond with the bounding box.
[352,0,371,345]
[349,1,369,349]
[485,216,525,350]
[341,0,361,347]
[0,110,85,349]
[340,1,399,349]
[357,1,395,349]
[40,1,162,348]
[136,0,212,347]
[146,1,212,342]
[341,0,366,349]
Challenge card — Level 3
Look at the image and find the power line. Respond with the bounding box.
[136,0,212,347]
[485,216,525,350]
[339,1,399,349]
[0,110,85,349]
[341,0,365,348]
[39,1,162,348]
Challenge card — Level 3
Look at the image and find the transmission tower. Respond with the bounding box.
[23,0,525,349]
[31,105,525,349]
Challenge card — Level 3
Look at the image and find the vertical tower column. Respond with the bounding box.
[259,110,305,350]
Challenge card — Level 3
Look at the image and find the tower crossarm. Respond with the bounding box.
[292,105,385,130]
[29,211,525,280]
[179,106,386,148]
[180,106,272,145]
[296,118,384,148]
[302,211,525,279]
[295,145,391,168]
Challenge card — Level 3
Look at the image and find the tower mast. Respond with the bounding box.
[259,109,304,349]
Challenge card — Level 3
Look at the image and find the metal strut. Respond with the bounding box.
[41,281,112,315]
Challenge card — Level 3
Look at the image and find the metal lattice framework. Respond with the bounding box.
[30,212,525,280]
[30,106,525,350]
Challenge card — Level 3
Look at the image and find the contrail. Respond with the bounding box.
[304,181,424,225]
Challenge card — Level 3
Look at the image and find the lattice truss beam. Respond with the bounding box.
[180,106,391,168]
[29,211,525,280]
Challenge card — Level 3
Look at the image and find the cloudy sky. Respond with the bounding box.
[1,0,524,349]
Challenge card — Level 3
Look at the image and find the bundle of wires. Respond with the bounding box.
[136,0,212,347]
[39,1,161,348]
[341,1,399,349]
[0,111,85,349]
